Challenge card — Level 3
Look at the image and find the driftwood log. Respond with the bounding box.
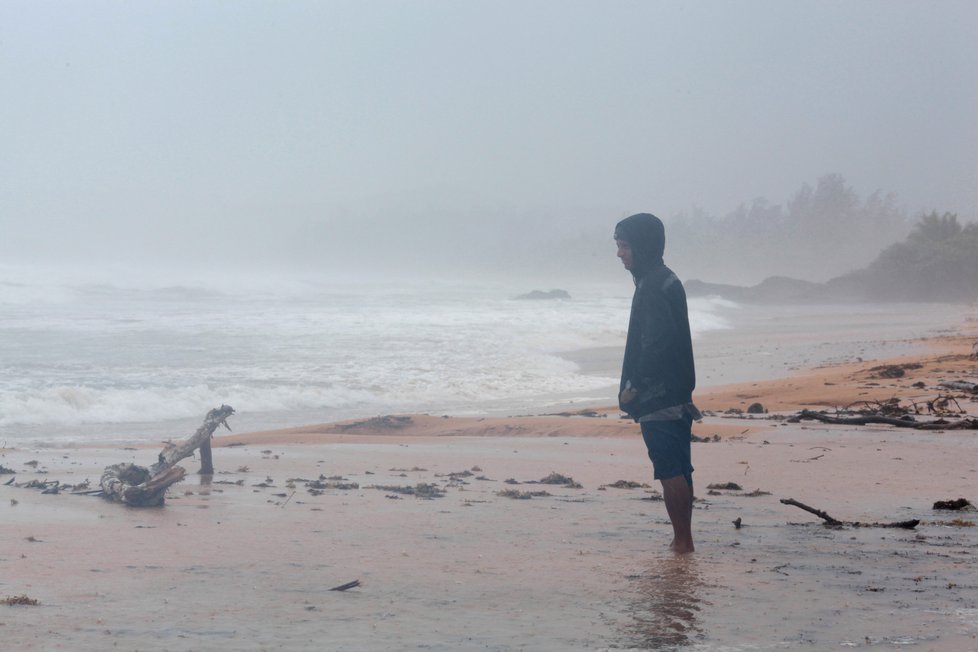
[780,498,919,529]
[100,405,234,507]
[939,380,978,393]
[788,409,978,430]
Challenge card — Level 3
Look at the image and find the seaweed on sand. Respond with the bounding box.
[369,482,445,499]
[536,472,582,488]
[600,480,651,489]
[3,595,39,606]
[496,488,552,500]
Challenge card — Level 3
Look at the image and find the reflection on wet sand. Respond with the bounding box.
[620,555,706,650]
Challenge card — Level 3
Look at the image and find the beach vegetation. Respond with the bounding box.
[838,211,978,301]
[689,209,978,302]
[665,174,911,284]
[707,482,743,491]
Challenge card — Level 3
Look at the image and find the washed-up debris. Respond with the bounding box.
[933,498,974,511]
[2,595,39,606]
[691,433,721,442]
[788,409,978,430]
[329,580,361,592]
[368,483,445,499]
[707,482,743,491]
[939,380,978,393]
[99,405,234,507]
[305,477,360,494]
[601,480,651,489]
[781,497,919,529]
[536,472,582,488]
[496,488,552,500]
[869,363,922,379]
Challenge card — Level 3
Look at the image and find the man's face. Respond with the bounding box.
[616,239,633,271]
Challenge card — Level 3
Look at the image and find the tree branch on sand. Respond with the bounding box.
[100,405,234,507]
[787,409,978,430]
[780,498,919,529]
[939,380,978,393]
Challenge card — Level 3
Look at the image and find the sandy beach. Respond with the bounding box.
[3,318,978,650]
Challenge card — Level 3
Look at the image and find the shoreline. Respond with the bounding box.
[212,320,977,448]
[2,313,976,650]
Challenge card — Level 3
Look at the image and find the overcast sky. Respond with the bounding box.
[2,1,976,272]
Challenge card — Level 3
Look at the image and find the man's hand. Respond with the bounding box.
[619,387,638,404]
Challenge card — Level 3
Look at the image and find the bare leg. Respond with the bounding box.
[661,475,694,554]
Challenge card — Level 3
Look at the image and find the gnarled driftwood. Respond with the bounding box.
[788,409,978,430]
[100,405,234,506]
[939,380,978,393]
[781,497,919,529]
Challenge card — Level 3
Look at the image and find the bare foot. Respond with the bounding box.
[670,539,695,554]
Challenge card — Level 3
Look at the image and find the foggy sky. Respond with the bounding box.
[2,1,976,278]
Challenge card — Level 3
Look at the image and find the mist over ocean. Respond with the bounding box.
[0,263,690,444]
[0,263,965,446]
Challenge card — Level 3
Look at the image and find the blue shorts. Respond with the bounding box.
[640,415,694,485]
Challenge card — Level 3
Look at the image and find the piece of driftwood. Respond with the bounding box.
[100,405,234,507]
[780,498,841,525]
[933,498,974,511]
[780,497,919,529]
[199,435,215,475]
[788,409,978,430]
[939,380,978,393]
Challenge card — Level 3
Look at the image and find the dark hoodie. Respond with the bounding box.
[615,213,696,420]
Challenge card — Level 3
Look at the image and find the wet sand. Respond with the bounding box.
[2,323,977,650]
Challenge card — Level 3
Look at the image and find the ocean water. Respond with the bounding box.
[0,263,733,445]
[1,263,966,446]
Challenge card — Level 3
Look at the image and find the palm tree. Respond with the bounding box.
[909,211,961,243]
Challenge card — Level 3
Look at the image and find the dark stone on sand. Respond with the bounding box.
[933,498,974,511]
[707,482,743,491]
[747,402,766,414]
[874,365,905,378]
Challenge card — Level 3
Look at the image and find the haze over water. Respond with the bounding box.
[1,262,967,446]
[2,2,976,285]
[2,4,976,443]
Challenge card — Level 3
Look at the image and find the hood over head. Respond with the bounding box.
[614,213,665,278]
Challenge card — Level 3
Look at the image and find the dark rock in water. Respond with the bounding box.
[933,498,974,511]
[746,402,766,414]
[514,289,571,300]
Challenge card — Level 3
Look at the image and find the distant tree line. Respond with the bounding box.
[685,211,978,302]
[665,174,910,284]
[831,211,978,301]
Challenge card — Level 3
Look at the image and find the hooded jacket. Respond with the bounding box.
[615,213,696,420]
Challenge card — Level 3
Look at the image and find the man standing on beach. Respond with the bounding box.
[615,213,699,554]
